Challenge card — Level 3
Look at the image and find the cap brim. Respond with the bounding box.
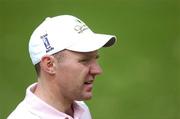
[66,33,116,52]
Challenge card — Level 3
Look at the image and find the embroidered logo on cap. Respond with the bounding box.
[40,33,54,53]
[74,19,88,33]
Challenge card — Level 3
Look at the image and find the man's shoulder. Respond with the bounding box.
[7,112,40,119]
[7,102,40,119]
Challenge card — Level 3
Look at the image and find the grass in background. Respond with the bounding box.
[0,0,179,119]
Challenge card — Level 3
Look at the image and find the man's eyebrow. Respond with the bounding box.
[81,53,99,59]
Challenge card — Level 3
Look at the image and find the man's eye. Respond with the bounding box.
[79,59,89,62]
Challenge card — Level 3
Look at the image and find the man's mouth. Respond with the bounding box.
[84,80,94,85]
[84,80,94,92]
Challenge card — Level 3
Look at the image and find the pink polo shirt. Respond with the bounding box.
[7,83,92,119]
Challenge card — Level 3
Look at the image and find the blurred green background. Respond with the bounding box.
[0,0,180,119]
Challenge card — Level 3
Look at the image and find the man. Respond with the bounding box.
[7,15,116,119]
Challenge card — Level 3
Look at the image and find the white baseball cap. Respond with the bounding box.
[29,15,116,65]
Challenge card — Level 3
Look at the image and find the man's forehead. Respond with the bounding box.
[63,50,99,57]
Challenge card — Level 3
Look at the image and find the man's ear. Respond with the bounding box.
[40,55,56,75]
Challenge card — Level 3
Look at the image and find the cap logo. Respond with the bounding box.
[74,19,88,33]
[40,33,54,53]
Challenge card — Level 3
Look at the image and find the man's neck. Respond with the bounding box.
[65,104,74,117]
[33,81,74,117]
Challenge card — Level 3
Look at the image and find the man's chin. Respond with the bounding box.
[77,94,93,101]
[83,96,92,100]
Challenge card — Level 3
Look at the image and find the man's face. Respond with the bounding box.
[53,50,102,101]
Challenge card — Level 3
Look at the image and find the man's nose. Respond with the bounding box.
[89,62,103,75]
